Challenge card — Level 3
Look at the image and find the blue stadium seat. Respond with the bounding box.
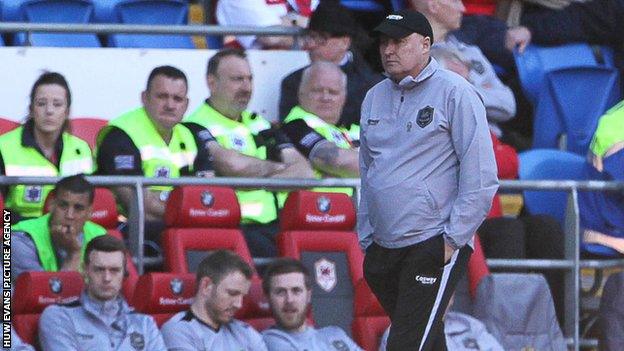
[107,0,194,49]
[390,0,406,10]
[514,43,617,105]
[13,0,101,47]
[91,0,122,23]
[532,66,621,155]
[1,0,28,21]
[518,149,586,224]
[340,0,384,11]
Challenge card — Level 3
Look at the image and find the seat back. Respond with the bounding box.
[13,271,84,344]
[352,278,390,350]
[91,0,123,22]
[533,66,621,155]
[108,0,194,48]
[473,273,566,351]
[278,191,360,335]
[514,43,617,104]
[237,278,274,331]
[519,149,586,224]
[130,272,196,326]
[0,116,18,135]
[339,0,384,11]
[162,185,251,273]
[15,0,101,47]
[70,117,108,149]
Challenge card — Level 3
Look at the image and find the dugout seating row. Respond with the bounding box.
[9,185,492,350]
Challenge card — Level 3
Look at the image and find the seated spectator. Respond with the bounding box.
[97,66,216,250]
[262,258,362,351]
[0,72,93,221]
[216,0,315,49]
[184,49,313,257]
[431,47,567,323]
[411,0,517,139]
[161,250,267,350]
[280,1,382,129]
[579,100,624,254]
[281,61,359,179]
[12,328,35,351]
[11,175,106,283]
[38,235,166,350]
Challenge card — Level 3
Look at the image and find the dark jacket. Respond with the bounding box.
[278,52,382,128]
[521,0,624,73]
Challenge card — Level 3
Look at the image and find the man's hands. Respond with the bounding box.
[50,222,82,253]
[505,26,532,53]
[444,242,455,264]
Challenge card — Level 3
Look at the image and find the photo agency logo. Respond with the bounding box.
[2,209,12,348]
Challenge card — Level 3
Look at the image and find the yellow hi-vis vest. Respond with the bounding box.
[185,103,278,224]
[97,107,198,193]
[0,126,94,217]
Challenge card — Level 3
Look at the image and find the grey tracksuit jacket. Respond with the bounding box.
[358,58,498,250]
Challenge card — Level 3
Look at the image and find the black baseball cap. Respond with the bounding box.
[372,10,434,43]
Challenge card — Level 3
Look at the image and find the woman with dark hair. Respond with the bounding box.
[0,72,93,219]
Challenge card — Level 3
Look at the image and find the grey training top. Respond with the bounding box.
[435,35,516,136]
[11,230,84,283]
[358,58,498,250]
[262,325,363,351]
[161,310,268,351]
[11,328,35,351]
[38,291,166,351]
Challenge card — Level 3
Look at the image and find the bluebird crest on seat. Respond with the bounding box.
[49,277,63,294]
[317,196,331,213]
[201,191,214,207]
[170,278,184,295]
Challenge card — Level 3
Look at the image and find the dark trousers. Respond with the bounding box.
[241,221,280,257]
[364,235,472,351]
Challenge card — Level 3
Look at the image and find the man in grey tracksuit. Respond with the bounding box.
[38,235,166,351]
[359,10,498,351]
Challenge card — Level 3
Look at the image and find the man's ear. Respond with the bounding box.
[198,276,214,296]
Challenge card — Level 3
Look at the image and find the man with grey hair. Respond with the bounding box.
[359,9,498,351]
[280,61,359,179]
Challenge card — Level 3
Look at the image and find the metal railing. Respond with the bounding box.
[0,22,303,46]
[2,175,623,350]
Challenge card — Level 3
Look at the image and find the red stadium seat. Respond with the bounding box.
[277,191,361,337]
[352,278,390,351]
[0,193,4,211]
[237,278,275,331]
[13,271,84,344]
[0,116,18,135]
[70,117,108,149]
[162,186,253,273]
[130,272,196,327]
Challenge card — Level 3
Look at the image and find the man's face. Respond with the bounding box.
[204,271,251,327]
[207,56,253,117]
[49,190,92,237]
[379,33,431,81]
[299,68,346,125]
[304,31,351,64]
[84,250,125,301]
[434,0,465,31]
[142,74,189,131]
[268,272,311,331]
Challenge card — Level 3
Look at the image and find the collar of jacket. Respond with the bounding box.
[390,57,439,90]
